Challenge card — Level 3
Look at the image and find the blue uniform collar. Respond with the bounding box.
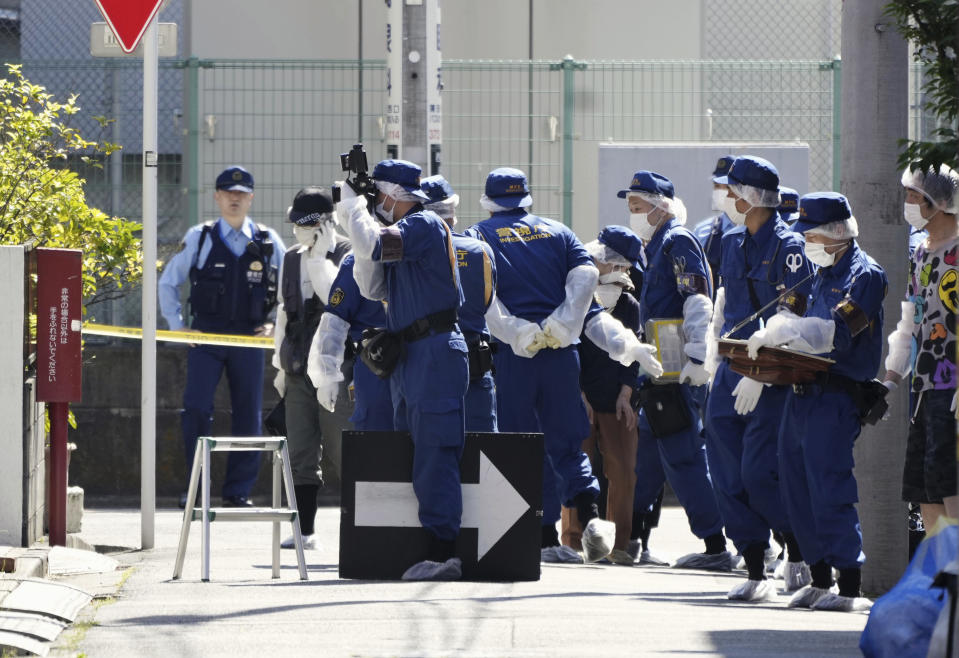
[646,217,681,254]
[488,208,528,220]
[744,212,782,251]
[217,216,255,240]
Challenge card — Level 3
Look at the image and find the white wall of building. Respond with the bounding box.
[0,246,24,545]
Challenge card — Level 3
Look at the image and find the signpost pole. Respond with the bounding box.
[140,16,158,550]
[48,402,68,547]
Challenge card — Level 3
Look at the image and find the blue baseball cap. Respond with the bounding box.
[484,167,533,208]
[778,186,799,217]
[420,175,457,204]
[711,155,736,182]
[598,225,644,269]
[793,192,852,233]
[617,171,675,199]
[371,159,430,201]
[715,155,779,192]
[216,166,254,193]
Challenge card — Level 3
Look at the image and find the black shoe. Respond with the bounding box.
[222,496,253,507]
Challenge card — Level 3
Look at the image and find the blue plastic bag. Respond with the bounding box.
[860,520,958,658]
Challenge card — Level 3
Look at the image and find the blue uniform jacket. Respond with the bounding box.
[640,218,713,328]
[452,233,496,339]
[719,214,813,338]
[371,208,464,333]
[466,209,593,324]
[692,212,734,286]
[579,292,641,412]
[325,254,387,343]
[807,242,887,381]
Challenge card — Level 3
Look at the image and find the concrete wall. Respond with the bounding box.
[0,246,24,545]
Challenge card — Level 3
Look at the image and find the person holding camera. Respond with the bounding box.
[159,166,286,508]
[747,192,887,612]
[271,187,352,549]
[335,158,469,582]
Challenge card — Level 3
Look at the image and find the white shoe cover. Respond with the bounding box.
[540,545,584,564]
[810,592,874,612]
[733,554,746,570]
[582,518,616,563]
[638,550,670,567]
[280,534,318,550]
[767,558,783,575]
[788,585,835,608]
[727,578,777,602]
[401,557,462,581]
[784,561,812,592]
[773,559,786,580]
[626,539,642,561]
[673,550,734,572]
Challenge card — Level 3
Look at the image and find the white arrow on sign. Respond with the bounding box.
[354,451,529,560]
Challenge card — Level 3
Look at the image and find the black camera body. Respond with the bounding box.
[332,144,377,209]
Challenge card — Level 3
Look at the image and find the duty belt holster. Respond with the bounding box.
[359,328,405,380]
[467,341,494,380]
[793,372,889,426]
[399,308,458,342]
[636,382,692,438]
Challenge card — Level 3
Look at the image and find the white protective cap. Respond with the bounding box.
[627,191,689,226]
[901,164,959,214]
[805,216,860,240]
[728,181,781,209]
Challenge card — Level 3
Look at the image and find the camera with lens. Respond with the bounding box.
[332,144,377,210]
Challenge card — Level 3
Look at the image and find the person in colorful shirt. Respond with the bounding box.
[884,164,959,532]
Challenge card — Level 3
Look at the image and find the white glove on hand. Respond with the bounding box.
[541,316,576,349]
[335,195,367,230]
[732,376,764,415]
[680,361,711,387]
[631,343,664,379]
[512,324,548,358]
[746,328,773,360]
[273,370,286,397]
[315,380,339,413]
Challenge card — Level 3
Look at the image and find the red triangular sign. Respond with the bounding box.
[94,0,165,53]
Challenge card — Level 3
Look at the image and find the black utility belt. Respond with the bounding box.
[360,309,459,379]
[793,372,889,426]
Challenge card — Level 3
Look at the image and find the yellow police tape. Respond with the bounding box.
[81,323,274,349]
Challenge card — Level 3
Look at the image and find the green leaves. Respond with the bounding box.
[0,64,141,311]
[885,0,959,171]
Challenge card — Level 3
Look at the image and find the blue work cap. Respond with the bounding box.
[793,192,852,233]
[715,155,779,192]
[711,155,736,182]
[216,166,254,193]
[372,159,430,201]
[616,170,675,199]
[778,187,799,217]
[484,167,532,208]
[420,175,456,203]
[598,225,644,269]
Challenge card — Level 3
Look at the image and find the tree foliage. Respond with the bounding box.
[885,0,959,171]
[0,64,141,309]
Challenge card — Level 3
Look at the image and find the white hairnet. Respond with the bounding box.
[901,164,959,214]
[627,191,688,226]
[805,215,859,240]
[729,182,781,209]
[584,239,632,268]
[480,193,531,213]
[374,180,422,203]
[424,194,459,220]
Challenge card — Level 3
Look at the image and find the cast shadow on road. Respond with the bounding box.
[669,629,863,657]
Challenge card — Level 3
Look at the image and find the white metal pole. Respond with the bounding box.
[141,16,159,550]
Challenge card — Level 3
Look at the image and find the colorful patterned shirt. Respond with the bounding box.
[907,237,958,392]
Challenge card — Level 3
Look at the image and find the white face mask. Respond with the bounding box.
[804,241,839,268]
[724,195,749,226]
[630,212,660,242]
[711,188,727,212]
[903,202,929,230]
[595,284,623,310]
[374,197,397,225]
[293,225,318,248]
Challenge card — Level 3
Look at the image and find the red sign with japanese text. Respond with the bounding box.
[93,0,165,53]
[36,249,82,402]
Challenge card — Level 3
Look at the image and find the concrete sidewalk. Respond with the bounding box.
[36,504,869,657]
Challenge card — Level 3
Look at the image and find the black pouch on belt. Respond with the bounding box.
[638,383,692,438]
[468,341,494,380]
[359,327,405,379]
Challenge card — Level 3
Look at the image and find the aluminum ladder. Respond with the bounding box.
[172,436,308,581]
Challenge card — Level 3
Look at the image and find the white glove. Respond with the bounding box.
[680,361,711,387]
[513,324,549,358]
[732,376,764,415]
[746,328,773,360]
[882,380,898,393]
[316,380,339,413]
[335,195,368,231]
[541,315,576,349]
[273,370,286,397]
[630,343,664,379]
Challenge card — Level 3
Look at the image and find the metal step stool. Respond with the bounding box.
[172,436,308,581]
